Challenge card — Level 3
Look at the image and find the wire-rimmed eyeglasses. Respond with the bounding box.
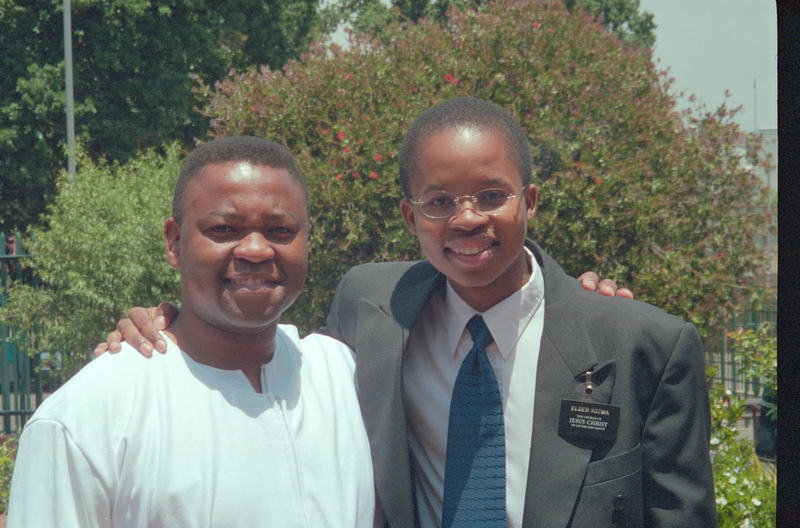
[408,186,527,219]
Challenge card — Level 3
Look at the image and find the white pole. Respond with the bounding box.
[753,78,757,133]
[64,0,76,179]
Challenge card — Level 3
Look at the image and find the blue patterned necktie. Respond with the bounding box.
[441,315,506,528]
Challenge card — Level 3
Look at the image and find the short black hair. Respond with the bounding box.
[172,136,309,222]
[398,97,533,197]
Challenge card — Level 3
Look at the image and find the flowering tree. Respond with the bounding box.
[199,0,770,334]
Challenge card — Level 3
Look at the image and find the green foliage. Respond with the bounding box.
[0,145,182,375]
[199,0,769,334]
[320,0,655,53]
[709,376,776,527]
[565,0,655,48]
[708,322,777,526]
[0,435,17,514]
[728,323,777,418]
[0,0,319,233]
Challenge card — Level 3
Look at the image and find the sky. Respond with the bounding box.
[639,0,777,132]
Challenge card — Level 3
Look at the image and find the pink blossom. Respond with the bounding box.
[594,178,602,185]
[251,105,257,112]
[353,172,360,179]
[337,132,346,140]
[444,73,460,86]
[533,22,540,29]
[370,172,378,179]
[343,146,350,154]
[374,154,382,162]
[336,173,343,181]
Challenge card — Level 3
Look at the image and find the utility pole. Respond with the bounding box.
[64,0,76,179]
[753,78,757,133]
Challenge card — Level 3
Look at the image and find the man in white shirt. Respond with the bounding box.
[7,136,375,527]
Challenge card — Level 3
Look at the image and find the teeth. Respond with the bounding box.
[229,277,269,287]
[450,245,489,256]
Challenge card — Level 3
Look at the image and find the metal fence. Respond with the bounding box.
[0,232,60,433]
[705,299,777,399]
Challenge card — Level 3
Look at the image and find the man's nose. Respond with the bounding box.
[450,198,488,227]
[452,196,484,220]
[233,232,276,262]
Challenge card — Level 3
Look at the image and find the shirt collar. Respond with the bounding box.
[444,247,545,359]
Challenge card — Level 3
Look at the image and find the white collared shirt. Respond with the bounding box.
[403,248,545,528]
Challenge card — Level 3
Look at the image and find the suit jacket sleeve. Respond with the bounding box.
[641,322,717,526]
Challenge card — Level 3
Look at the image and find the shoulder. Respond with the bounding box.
[339,260,431,287]
[29,343,177,427]
[278,325,355,367]
[535,243,694,351]
[336,259,441,306]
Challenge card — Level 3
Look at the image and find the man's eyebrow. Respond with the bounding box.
[206,210,245,220]
[422,177,508,192]
[205,210,299,222]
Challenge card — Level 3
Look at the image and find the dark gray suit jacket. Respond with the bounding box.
[325,241,717,527]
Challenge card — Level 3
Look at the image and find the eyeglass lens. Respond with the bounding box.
[418,189,515,218]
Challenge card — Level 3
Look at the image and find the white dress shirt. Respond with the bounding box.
[8,325,375,527]
[403,248,545,528]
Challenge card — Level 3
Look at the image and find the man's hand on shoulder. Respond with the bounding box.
[577,272,634,299]
[93,302,180,358]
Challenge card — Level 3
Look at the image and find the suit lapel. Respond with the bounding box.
[356,263,445,528]
[522,243,613,527]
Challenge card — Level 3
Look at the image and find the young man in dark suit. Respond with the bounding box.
[324,98,716,527]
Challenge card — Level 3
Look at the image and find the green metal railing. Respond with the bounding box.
[0,232,53,433]
[705,299,777,399]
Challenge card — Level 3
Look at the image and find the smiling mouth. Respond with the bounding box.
[447,241,496,256]
[226,277,278,287]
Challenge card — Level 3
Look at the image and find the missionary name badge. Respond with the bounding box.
[558,370,620,441]
[558,399,620,441]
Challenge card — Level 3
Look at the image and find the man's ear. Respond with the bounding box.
[400,198,419,236]
[164,218,181,269]
[524,184,538,221]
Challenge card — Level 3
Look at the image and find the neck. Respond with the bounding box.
[450,248,533,313]
[164,309,278,394]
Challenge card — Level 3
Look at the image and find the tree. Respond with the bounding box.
[198,0,769,335]
[0,145,182,374]
[565,0,655,48]
[320,0,655,51]
[0,0,319,233]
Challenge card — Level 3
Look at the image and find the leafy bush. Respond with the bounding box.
[728,323,777,418]
[0,146,182,375]
[198,0,770,334]
[709,378,776,527]
[708,322,777,527]
[0,435,17,514]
